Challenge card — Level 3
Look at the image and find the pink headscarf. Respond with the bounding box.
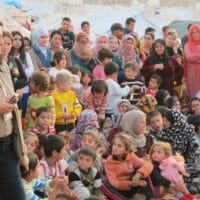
[73,32,93,60]
[92,34,109,57]
[188,24,200,52]
[117,34,136,67]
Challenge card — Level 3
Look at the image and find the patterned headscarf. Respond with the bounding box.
[72,109,99,136]
[32,28,49,47]
[157,109,196,162]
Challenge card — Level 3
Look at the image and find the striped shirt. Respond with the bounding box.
[120,77,146,104]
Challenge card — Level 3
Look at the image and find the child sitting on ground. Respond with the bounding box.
[69,147,104,200]
[149,142,194,200]
[24,131,39,153]
[29,107,55,135]
[52,73,82,132]
[20,152,71,200]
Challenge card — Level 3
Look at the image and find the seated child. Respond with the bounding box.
[146,73,162,97]
[69,130,102,172]
[120,61,146,105]
[58,130,74,162]
[52,73,82,132]
[29,107,55,135]
[34,133,47,160]
[24,131,39,153]
[93,48,114,80]
[82,79,108,121]
[69,147,103,200]
[20,152,71,200]
[103,132,153,200]
[150,142,194,200]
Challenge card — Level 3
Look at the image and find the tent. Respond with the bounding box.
[169,20,200,38]
[3,0,22,9]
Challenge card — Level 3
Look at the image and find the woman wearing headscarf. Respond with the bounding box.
[184,24,200,97]
[141,39,182,94]
[32,28,52,69]
[71,109,99,150]
[92,34,109,58]
[70,32,97,72]
[157,108,196,163]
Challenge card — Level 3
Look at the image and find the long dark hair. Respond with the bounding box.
[10,31,26,65]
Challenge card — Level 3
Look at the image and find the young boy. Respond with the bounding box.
[146,73,162,97]
[120,62,146,105]
[93,48,114,80]
[52,73,82,132]
[69,130,102,171]
[104,62,133,115]
[29,107,55,135]
[69,147,102,200]
[82,79,108,121]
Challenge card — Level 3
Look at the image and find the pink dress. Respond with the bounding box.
[160,156,186,183]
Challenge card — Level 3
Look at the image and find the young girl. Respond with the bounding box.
[103,132,153,200]
[29,107,55,135]
[24,132,39,153]
[26,71,55,129]
[149,142,194,200]
[81,70,93,88]
[49,50,72,78]
[20,152,71,200]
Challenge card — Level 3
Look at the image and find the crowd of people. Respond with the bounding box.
[0,16,200,200]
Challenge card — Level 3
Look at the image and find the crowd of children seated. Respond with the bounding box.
[1,18,200,200]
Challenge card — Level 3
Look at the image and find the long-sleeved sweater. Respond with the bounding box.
[104,152,153,191]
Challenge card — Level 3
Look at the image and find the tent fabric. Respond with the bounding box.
[169,20,200,38]
[3,0,22,9]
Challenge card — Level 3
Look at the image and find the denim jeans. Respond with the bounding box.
[0,136,25,200]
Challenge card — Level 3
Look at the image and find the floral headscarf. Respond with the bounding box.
[157,109,196,162]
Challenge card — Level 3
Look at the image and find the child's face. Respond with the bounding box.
[151,145,167,162]
[54,146,66,161]
[24,39,31,52]
[93,92,105,99]
[81,134,97,150]
[102,57,113,65]
[163,117,171,129]
[165,35,174,47]
[150,114,163,132]
[118,102,129,113]
[30,160,40,179]
[124,68,136,80]
[112,137,128,157]
[172,100,181,111]
[191,100,200,113]
[36,111,51,130]
[77,153,94,172]
[149,78,159,90]
[65,140,71,152]
[25,137,37,152]
[57,55,67,68]
[58,80,72,91]
[97,145,107,157]
[81,74,91,86]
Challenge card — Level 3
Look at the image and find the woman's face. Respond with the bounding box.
[191,29,200,41]
[155,42,165,55]
[51,33,63,49]
[124,38,134,48]
[79,37,89,46]
[37,34,49,47]
[144,33,154,46]
[165,35,174,47]
[2,36,12,56]
[13,34,22,50]
[98,36,108,45]
[173,100,181,111]
[109,38,118,51]
[136,117,147,134]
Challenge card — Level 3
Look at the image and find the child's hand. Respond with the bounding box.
[182,171,190,177]
[132,173,142,187]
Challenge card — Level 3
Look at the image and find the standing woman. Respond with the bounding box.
[0,35,28,200]
[141,39,180,94]
[184,24,200,97]
[32,28,52,69]
[70,31,97,72]
[142,32,155,58]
